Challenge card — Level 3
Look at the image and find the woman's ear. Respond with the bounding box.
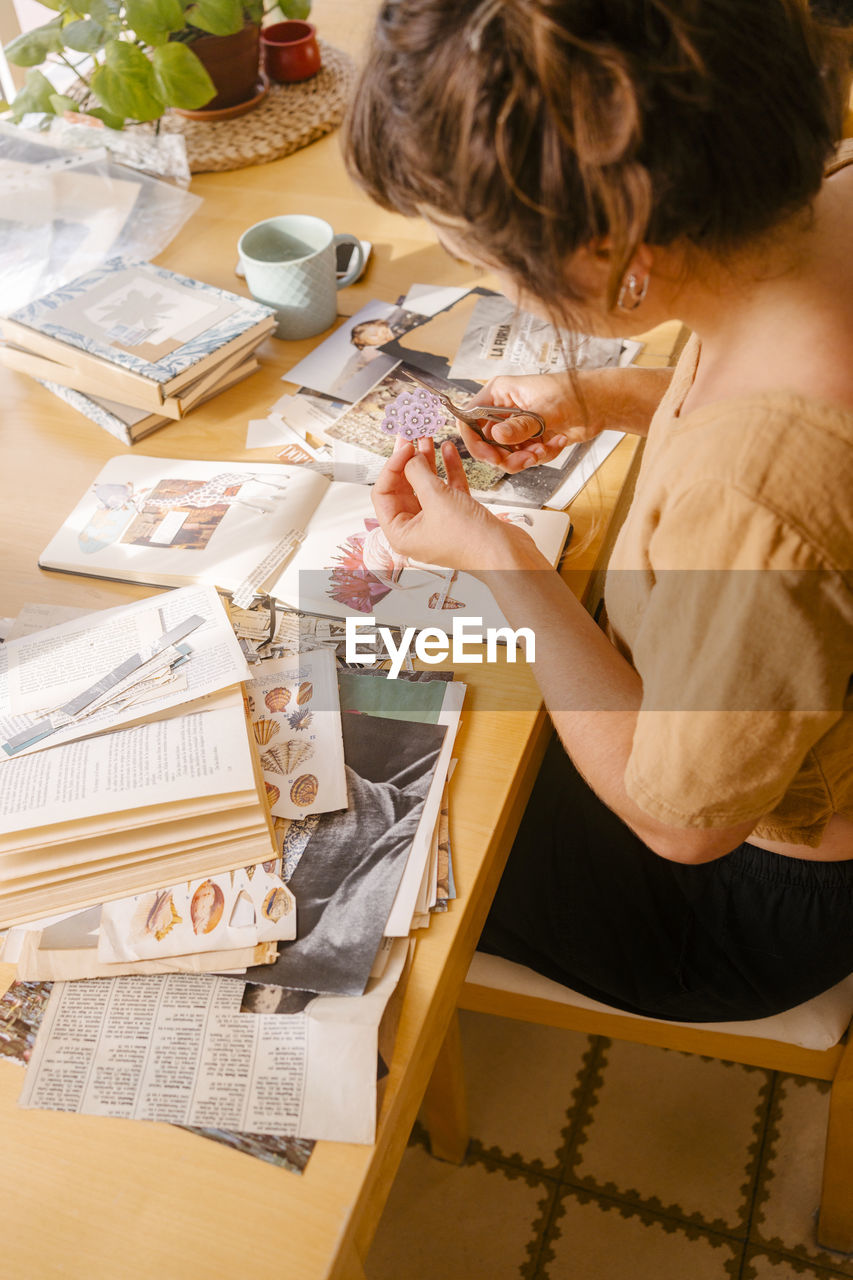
[588,237,654,274]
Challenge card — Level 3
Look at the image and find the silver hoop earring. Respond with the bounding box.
[616,272,650,312]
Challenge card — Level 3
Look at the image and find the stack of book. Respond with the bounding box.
[0,258,276,445]
[0,585,277,926]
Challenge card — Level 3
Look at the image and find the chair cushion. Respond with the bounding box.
[466,952,853,1051]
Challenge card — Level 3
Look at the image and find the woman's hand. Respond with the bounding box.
[458,371,599,474]
[372,437,537,573]
[457,366,674,472]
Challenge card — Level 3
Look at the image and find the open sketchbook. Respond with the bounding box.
[39,456,571,634]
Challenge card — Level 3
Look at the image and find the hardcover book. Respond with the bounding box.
[0,257,276,416]
[37,351,261,445]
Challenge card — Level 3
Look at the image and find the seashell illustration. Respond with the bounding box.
[245,864,256,880]
[253,717,278,746]
[287,705,313,731]
[264,781,280,807]
[264,686,291,713]
[190,880,224,935]
[428,591,465,610]
[263,740,314,775]
[289,773,319,808]
[261,749,285,775]
[296,680,313,705]
[144,891,181,942]
[262,886,292,921]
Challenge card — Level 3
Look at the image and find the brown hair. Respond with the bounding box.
[346,0,852,314]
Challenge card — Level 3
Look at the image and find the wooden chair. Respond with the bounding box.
[423,952,853,1253]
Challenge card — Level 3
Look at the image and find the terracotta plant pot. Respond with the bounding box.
[261,21,322,84]
[188,22,261,110]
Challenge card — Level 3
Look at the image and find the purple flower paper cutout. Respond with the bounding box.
[380,386,446,439]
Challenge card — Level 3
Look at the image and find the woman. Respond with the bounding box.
[345,0,853,1021]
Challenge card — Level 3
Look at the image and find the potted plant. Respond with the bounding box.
[2,0,311,128]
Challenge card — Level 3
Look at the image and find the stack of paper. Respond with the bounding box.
[0,585,277,926]
[0,258,276,444]
[0,598,461,1155]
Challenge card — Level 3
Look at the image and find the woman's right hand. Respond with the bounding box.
[459,372,603,475]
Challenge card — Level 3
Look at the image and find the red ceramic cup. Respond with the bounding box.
[261,21,322,84]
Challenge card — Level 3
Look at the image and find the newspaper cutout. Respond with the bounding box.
[448,292,632,379]
[19,939,409,1143]
[0,977,315,1172]
[282,299,426,403]
[0,585,249,759]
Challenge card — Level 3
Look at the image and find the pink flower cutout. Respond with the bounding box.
[380,386,446,439]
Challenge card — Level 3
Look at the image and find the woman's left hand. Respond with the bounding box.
[372,437,531,573]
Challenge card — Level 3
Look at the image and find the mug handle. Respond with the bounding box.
[334,234,365,289]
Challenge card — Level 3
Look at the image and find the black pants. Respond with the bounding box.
[479,735,853,1022]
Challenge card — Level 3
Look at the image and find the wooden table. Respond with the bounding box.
[0,8,683,1275]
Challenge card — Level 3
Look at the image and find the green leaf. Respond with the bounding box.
[49,93,81,114]
[151,41,216,108]
[125,0,185,46]
[90,38,165,122]
[4,19,64,67]
[87,0,122,21]
[87,104,125,129]
[272,0,311,18]
[9,69,59,120]
[61,18,108,51]
[183,0,244,37]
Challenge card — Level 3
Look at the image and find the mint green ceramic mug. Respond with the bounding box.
[237,215,364,341]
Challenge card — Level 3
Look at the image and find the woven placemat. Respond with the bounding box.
[151,41,356,173]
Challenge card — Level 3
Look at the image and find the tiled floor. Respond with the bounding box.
[366,1011,853,1280]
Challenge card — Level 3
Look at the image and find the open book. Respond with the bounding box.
[0,687,277,927]
[0,586,278,927]
[39,456,572,633]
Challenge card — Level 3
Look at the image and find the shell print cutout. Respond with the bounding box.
[290,774,319,807]
[144,891,181,942]
[262,886,292,920]
[380,386,447,440]
[262,740,314,775]
[428,592,465,610]
[264,686,291,713]
[287,705,313,731]
[253,718,278,746]
[296,680,313,705]
[265,781,280,807]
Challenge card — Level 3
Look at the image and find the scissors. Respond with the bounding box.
[407,372,546,453]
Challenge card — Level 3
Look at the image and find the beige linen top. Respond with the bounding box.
[604,334,853,845]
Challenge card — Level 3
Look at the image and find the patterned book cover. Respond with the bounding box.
[9,258,275,386]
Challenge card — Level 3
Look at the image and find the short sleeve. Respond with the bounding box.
[621,482,852,829]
